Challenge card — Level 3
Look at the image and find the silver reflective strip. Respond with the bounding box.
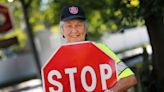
[117,61,128,76]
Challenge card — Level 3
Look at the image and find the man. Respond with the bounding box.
[59,5,137,92]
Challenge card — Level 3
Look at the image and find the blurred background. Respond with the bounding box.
[0,0,163,92]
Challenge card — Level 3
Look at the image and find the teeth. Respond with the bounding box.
[71,35,79,38]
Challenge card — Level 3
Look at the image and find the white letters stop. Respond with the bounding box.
[47,64,112,92]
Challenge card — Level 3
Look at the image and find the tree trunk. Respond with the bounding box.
[20,0,42,79]
[145,15,164,92]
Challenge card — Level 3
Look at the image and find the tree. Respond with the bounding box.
[106,0,164,91]
[141,0,164,91]
[0,0,43,79]
[18,0,42,79]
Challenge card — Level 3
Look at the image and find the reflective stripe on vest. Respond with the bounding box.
[96,43,134,80]
[117,61,128,76]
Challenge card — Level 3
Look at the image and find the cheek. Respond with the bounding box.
[63,30,69,37]
[80,28,86,35]
[83,31,86,37]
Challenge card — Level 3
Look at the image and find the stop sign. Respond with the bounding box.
[0,4,13,33]
[42,41,117,92]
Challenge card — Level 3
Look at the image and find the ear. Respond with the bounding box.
[85,33,88,41]
[63,35,65,38]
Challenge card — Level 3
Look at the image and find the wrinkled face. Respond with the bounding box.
[62,19,86,43]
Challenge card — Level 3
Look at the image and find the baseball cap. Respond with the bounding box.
[60,5,86,21]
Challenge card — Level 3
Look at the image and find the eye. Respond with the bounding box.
[76,23,84,27]
[65,24,72,28]
[78,24,82,26]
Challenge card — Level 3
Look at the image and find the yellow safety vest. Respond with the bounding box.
[96,43,134,80]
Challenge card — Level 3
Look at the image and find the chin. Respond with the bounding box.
[69,39,84,43]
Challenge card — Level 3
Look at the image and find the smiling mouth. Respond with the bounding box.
[71,35,80,38]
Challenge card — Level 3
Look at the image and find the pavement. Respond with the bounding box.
[0,79,43,92]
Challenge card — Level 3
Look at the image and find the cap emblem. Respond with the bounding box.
[69,6,78,14]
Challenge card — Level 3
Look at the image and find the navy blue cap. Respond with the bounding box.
[60,5,86,21]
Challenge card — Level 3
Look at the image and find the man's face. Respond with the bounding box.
[63,19,86,43]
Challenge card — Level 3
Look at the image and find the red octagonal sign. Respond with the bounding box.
[42,41,117,92]
[0,4,13,33]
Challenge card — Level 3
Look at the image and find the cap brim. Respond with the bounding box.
[62,15,86,21]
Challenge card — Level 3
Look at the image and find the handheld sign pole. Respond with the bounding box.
[42,41,117,92]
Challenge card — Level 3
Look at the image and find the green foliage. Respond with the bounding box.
[40,0,116,40]
[43,0,144,34]
[139,0,164,17]
[0,0,8,3]
[1,0,163,41]
[0,29,27,51]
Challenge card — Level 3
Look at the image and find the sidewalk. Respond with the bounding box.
[0,79,43,92]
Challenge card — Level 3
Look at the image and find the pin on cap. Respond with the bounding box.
[60,5,86,21]
[69,6,78,14]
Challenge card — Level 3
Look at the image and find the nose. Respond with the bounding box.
[71,26,78,33]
